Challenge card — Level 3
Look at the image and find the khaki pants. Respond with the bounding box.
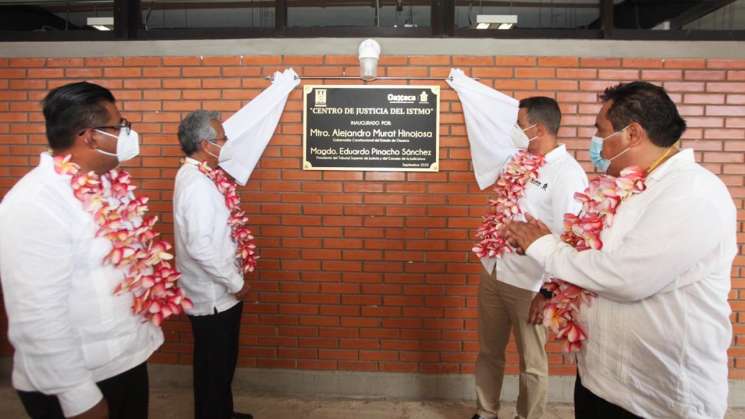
[475,269,548,419]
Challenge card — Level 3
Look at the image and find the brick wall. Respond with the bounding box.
[1,54,744,378]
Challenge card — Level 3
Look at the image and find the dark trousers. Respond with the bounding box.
[188,301,243,419]
[16,362,149,419]
[574,374,644,419]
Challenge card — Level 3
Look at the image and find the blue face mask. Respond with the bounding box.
[589,136,609,172]
[589,127,630,173]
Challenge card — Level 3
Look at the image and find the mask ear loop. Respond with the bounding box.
[92,129,119,157]
[523,124,539,143]
[204,140,222,160]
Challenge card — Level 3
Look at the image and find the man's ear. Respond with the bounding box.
[198,139,209,153]
[535,123,547,138]
[627,122,645,147]
[78,128,96,149]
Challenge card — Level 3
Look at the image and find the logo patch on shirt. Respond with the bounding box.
[530,179,549,190]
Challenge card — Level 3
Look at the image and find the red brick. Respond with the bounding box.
[471,67,513,78]
[46,58,84,67]
[515,67,555,78]
[538,56,578,68]
[65,68,103,78]
[25,69,59,78]
[623,58,663,68]
[8,58,44,67]
[708,82,745,93]
[452,56,494,66]
[685,70,726,81]
[642,69,682,81]
[598,69,639,80]
[664,59,706,69]
[580,57,620,68]
[537,80,578,91]
[104,67,142,78]
[182,67,221,77]
[708,59,745,69]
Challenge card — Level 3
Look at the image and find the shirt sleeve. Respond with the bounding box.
[0,201,103,417]
[526,177,732,303]
[179,179,244,293]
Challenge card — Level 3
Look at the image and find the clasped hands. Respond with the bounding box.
[504,214,552,255]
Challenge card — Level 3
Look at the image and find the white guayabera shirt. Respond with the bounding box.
[481,144,588,292]
[173,158,244,316]
[527,149,736,419]
[0,153,163,417]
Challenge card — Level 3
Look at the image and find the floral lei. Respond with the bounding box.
[473,150,546,258]
[54,155,192,326]
[195,161,258,274]
[543,166,646,352]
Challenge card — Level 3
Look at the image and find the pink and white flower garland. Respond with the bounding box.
[196,162,258,274]
[543,166,646,352]
[473,150,546,258]
[54,155,192,326]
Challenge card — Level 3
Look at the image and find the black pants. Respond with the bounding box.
[16,362,149,419]
[574,374,644,419]
[188,301,243,419]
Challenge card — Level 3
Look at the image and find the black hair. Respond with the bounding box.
[600,81,686,147]
[518,96,561,136]
[41,81,115,150]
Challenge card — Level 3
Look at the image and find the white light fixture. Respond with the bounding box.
[358,39,381,81]
[475,14,517,30]
[87,17,113,31]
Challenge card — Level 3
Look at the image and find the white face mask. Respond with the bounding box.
[510,124,537,149]
[94,127,140,162]
[204,139,224,162]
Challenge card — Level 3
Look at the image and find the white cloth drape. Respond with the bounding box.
[219,68,300,185]
[446,68,519,190]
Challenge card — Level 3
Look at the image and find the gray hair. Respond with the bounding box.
[177,110,221,156]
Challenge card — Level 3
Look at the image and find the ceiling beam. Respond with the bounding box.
[669,0,738,29]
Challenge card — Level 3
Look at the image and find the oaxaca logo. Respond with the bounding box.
[387,93,416,104]
[419,91,428,103]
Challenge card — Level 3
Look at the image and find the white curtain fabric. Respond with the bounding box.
[219,68,300,186]
[446,68,519,190]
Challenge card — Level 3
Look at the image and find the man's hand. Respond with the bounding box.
[506,214,551,253]
[528,293,548,325]
[234,281,250,299]
[70,398,108,419]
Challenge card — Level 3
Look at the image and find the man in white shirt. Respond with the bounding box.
[0,82,163,419]
[174,110,252,419]
[473,97,588,419]
[507,81,736,418]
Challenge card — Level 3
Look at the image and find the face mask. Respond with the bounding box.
[94,128,140,162]
[589,127,630,173]
[510,124,537,149]
[204,139,223,161]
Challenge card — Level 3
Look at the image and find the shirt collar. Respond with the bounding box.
[646,148,694,183]
[543,144,567,163]
[183,157,203,167]
[39,151,53,169]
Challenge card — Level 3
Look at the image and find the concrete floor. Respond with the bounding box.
[1,386,744,419]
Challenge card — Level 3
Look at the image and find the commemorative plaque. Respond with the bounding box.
[303,85,440,171]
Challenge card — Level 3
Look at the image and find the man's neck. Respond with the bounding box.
[188,151,210,165]
[643,144,679,174]
[53,148,99,174]
[531,139,559,157]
